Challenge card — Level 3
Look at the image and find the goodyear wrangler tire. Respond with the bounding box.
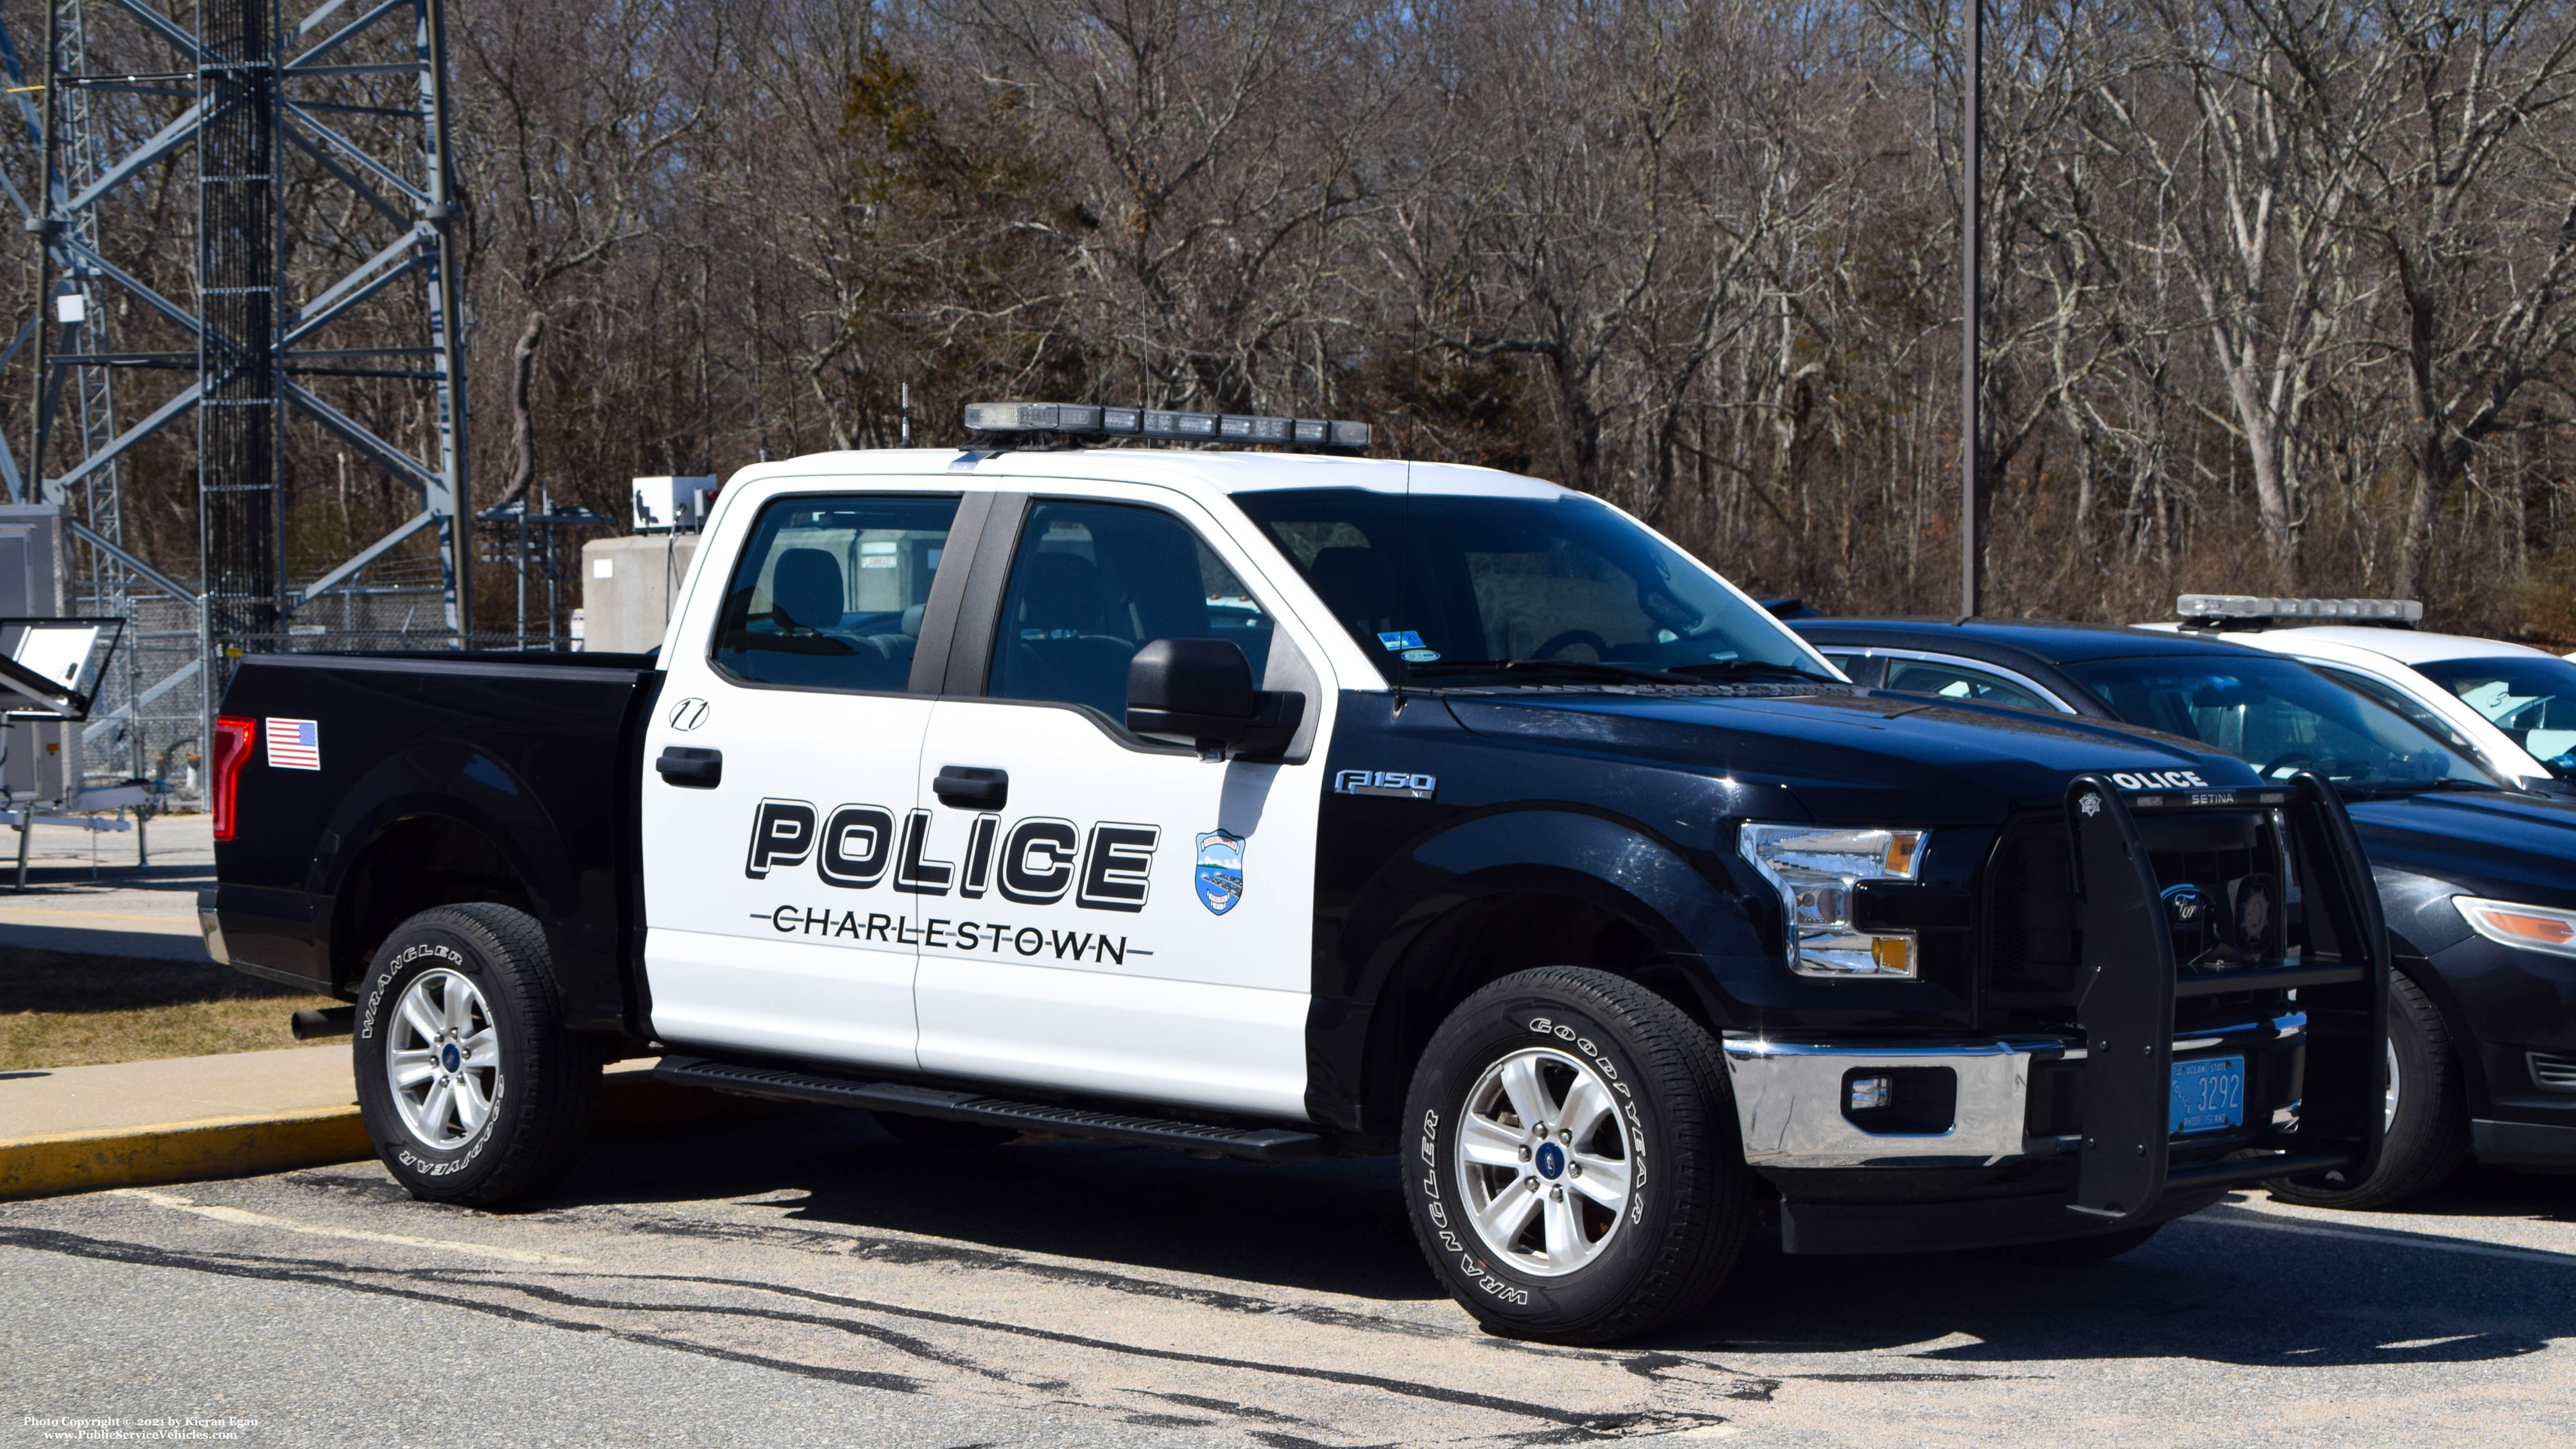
[352,904,600,1207]
[1402,967,1754,1344]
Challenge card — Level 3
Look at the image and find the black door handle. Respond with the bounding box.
[932,766,1007,810]
[657,746,722,788]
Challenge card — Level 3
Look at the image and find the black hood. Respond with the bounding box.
[1442,687,2261,824]
[2350,792,2576,956]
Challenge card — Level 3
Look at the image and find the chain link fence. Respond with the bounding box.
[74,571,563,807]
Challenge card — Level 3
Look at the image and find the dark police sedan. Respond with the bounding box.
[1793,616,2576,1208]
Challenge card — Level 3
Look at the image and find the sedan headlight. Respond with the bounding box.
[2456,896,2576,959]
[1738,824,1929,978]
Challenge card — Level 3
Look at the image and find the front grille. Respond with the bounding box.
[1984,809,2284,1008]
[2136,811,2283,974]
[1988,827,2078,996]
[2530,1052,2576,1093]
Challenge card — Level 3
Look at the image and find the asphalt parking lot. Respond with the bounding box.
[5,1107,2572,1448]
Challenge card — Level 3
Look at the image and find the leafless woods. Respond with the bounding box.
[19,0,2576,634]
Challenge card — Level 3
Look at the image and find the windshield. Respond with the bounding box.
[2062,654,2504,794]
[1228,486,1833,686]
[2410,656,2576,778]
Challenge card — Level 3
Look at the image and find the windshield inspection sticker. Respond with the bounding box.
[1195,830,1245,915]
[1378,630,1425,651]
[1401,648,1441,662]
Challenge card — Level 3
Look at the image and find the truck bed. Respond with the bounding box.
[213,650,662,1035]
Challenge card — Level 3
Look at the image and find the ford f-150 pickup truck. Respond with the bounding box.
[204,404,2389,1344]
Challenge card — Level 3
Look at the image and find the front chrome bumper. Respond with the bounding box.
[1726,1013,2309,1171]
[1723,1035,2064,1168]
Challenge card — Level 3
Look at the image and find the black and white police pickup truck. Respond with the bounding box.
[204,403,2389,1344]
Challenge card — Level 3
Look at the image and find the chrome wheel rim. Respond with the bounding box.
[1453,1047,1633,1277]
[386,969,501,1150]
[2385,1038,2401,1133]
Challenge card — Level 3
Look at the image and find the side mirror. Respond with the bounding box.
[1126,638,1305,758]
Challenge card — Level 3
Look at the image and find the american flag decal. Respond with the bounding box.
[266,718,321,771]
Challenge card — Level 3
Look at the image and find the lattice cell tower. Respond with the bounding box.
[0,0,473,800]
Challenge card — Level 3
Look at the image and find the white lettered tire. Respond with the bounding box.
[1402,967,1754,1344]
[352,903,600,1206]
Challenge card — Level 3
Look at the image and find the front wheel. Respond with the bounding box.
[353,903,600,1206]
[1401,967,1754,1345]
[2265,973,2468,1210]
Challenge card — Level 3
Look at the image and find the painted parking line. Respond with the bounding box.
[110,1185,584,1264]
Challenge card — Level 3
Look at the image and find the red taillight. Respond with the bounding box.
[211,715,256,842]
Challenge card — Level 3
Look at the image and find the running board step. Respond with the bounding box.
[652,1055,1327,1163]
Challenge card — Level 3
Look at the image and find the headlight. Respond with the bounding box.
[1737,824,1929,978]
[2456,896,2576,958]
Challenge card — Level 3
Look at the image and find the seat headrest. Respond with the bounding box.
[1307,546,1395,633]
[769,548,846,631]
[1019,552,1104,634]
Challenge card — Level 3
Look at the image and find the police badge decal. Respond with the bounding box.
[1194,830,1245,916]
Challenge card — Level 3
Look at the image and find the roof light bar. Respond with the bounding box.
[2176,594,2424,627]
[962,401,1370,453]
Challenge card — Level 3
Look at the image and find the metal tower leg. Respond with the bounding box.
[0,0,477,810]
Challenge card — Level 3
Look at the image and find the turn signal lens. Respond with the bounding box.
[1880,831,1924,876]
[210,715,256,842]
[2457,897,2576,958]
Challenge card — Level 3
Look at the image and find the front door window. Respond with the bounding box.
[987,498,1272,722]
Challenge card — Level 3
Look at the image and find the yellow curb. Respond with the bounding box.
[0,1071,776,1201]
[0,1107,371,1201]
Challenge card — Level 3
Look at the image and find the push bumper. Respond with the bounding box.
[1728,773,2389,1254]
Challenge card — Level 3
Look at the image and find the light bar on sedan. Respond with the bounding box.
[2176,594,2423,626]
[963,401,1371,453]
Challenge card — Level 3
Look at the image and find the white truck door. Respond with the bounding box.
[908,492,1328,1119]
[639,488,969,1069]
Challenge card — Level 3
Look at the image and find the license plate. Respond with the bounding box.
[2170,1055,2246,1135]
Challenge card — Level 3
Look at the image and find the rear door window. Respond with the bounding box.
[710,493,961,692]
[1883,657,2059,712]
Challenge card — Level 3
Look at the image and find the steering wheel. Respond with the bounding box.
[1531,629,1611,661]
[2260,751,2319,780]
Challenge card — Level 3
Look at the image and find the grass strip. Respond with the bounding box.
[0,946,335,1071]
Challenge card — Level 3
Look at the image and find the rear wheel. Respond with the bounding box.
[2265,973,2468,1210]
[1401,967,1754,1345]
[353,903,599,1206]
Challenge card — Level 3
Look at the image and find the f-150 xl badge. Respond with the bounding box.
[1335,769,1436,800]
